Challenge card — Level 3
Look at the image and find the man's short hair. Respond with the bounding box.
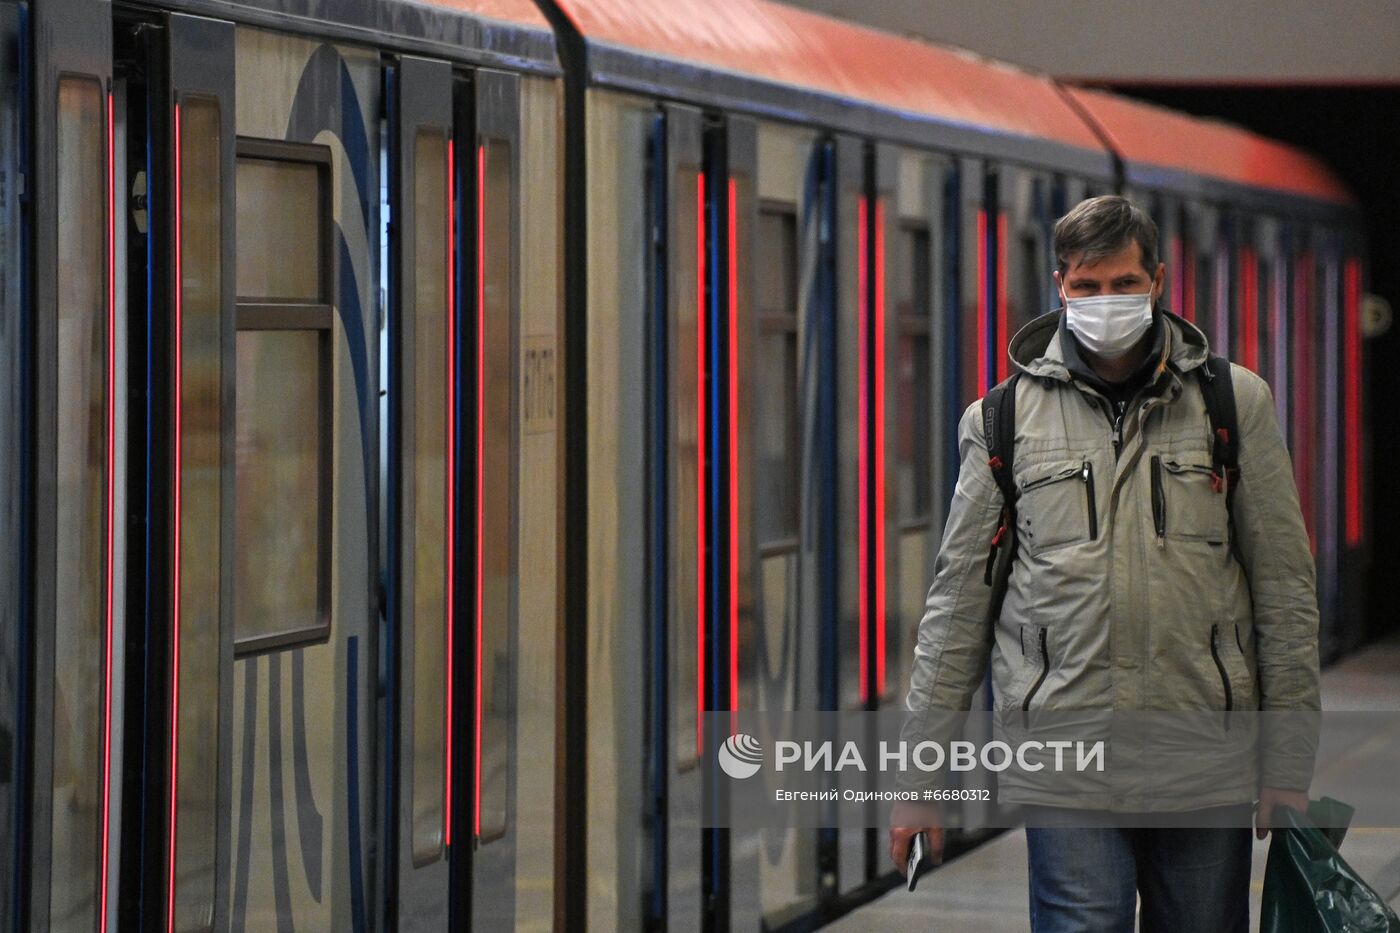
[1053,195,1158,276]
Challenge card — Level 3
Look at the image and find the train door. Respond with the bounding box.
[26,0,124,929]
[390,54,455,932]
[0,2,24,925]
[733,118,834,929]
[465,65,531,931]
[390,56,543,931]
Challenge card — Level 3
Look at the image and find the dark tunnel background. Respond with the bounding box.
[1099,85,1400,647]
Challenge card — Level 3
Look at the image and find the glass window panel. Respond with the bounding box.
[670,168,699,769]
[756,208,798,544]
[479,137,514,842]
[234,329,324,645]
[173,94,222,933]
[409,128,448,863]
[235,157,321,301]
[50,75,105,933]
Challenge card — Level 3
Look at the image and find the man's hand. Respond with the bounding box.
[1256,787,1310,840]
[888,801,944,873]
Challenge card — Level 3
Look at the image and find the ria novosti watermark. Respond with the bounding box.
[718,734,1105,779]
[697,710,1400,830]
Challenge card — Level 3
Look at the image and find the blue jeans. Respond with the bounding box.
[1023,806,1253,932]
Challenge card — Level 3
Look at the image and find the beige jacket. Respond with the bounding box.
[906,308,1320,806]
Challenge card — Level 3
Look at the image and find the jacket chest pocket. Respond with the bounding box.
[1150,456,1229,544]
[1017,459,1097,555]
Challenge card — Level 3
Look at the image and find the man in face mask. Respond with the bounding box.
[1053,212,1166,412]
[891,195,1320,932]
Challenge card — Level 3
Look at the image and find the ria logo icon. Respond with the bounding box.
[717,733,763,779]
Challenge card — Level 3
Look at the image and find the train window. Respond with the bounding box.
[478,136,515,843]
[50,75,107,931]
[894,223,932,525]
[235,158,322,301]
[234,330,326,636]
[405,128,449,861]
[756,206,799,546]
[233,139,332,659]
[173,94,224,931]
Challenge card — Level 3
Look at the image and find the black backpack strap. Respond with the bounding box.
[981,372,1021,588]
[1195,355,1240,516]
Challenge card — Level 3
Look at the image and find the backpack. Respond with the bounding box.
[979,356,1240,618]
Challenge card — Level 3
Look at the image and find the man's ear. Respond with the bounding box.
[1154,262,1166,300]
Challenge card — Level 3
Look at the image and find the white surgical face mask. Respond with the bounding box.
[1061,288,1155,359]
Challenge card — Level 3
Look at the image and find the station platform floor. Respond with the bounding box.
[828,635,1400,932]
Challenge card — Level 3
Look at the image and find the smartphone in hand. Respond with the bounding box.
[905,831,927,892]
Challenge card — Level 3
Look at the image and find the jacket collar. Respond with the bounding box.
[1007,306,1211,385]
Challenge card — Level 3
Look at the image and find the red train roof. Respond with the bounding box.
[427,0,552,29]
[1063,85,1356,206]
[553,0,1106,154]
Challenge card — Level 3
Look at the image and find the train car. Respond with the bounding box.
[1,0,565,930]
[544,0,1365,930]
[1061,86,1368,663]
[0,0,1366,931]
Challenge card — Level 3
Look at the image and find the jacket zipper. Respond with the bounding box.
[1022,628,1050,711]
[1210,624,1234,713]
[1081,460,1097,540]
[1163,460,1217,479]
[1020,465,1081,491]
[1110,400,1126,458]
[1151,455,1165,542]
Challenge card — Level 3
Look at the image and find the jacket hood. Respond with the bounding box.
[1007,307,1212,382]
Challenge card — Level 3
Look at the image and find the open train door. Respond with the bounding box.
[108,10,237,930]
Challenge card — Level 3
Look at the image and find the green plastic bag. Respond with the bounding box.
[1260,797,1400,933]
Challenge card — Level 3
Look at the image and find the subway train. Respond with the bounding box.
[0,0,1368,929]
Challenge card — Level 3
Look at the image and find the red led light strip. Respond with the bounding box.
[976,209,987,394]
[101,89,115,933]
[1241,248,1258,372]
[166,101,183,933]
[1344,257,1362,547]
[995,211,1008,384]
[695,171,706,759]
[1183,241,1197,323]
[856,195,868,704]
[474,143,485,838]
[873,199,888,697]
[727,178,739,718]
[444,136,456,846]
